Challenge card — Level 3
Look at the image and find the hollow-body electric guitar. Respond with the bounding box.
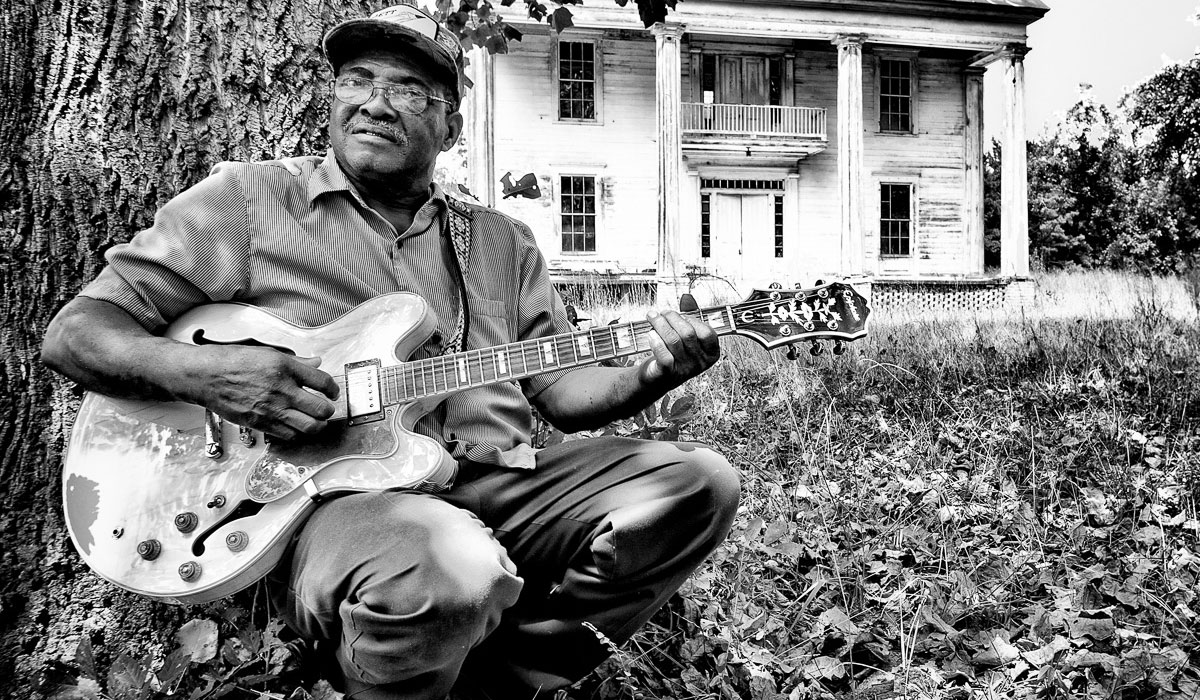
[63,282,870,604]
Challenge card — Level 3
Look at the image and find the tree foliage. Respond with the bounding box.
[436,0,677,55]
[1009,56,1200,273]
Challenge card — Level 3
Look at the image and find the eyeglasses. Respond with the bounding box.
[331,76,453,115]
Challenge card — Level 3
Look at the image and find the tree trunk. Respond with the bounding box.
[0,1,369,695]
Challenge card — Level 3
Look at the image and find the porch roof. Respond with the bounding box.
[942,0,1049,10]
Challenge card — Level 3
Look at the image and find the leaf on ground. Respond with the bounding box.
[106,653,150,700]
[157,648,191,690]
[45,679,101,700]
[1133,525,1163,544]
[818,607,861,637]
[972,635,1020,668]
[1067,611,1115,641]
[667,394,696,422]
[763,518,788,544]
[310,679,345,700]
[74,637,97,681]
[221,636,253,665]
[741,516,765,542]
[176,618,219,664]
[1022,635,1071,667]
[802,655,846,681]
[1066,651,1119,672]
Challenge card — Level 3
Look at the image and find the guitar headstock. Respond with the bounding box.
[724,281,870,351]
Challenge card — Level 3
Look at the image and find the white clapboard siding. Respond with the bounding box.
[864,54,970,276]
[492,30,659,275]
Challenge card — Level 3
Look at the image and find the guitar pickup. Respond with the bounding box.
[345,359,385,426]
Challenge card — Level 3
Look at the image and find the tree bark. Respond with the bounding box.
[0,1,370,695]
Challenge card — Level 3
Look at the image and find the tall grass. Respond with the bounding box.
[569,270,1200,700]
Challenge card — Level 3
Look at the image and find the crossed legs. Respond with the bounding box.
[278,437,741,699]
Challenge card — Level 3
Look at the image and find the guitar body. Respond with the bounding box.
[62,293,458,604]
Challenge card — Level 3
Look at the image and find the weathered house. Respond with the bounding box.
[461,0,1049,306]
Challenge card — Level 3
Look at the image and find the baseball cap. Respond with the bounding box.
[323,2,464,104]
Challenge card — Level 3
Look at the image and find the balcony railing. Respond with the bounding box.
[681,103,827,138]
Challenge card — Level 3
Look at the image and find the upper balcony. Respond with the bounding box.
[681,103,828,167]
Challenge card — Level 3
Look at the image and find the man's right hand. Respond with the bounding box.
[42,297,342,442]
[186,345,341,441]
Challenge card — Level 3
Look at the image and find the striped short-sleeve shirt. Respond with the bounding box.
[80,150,575,468]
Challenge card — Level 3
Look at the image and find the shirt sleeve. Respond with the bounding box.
[78,163,252,333]
[512,220,577,399]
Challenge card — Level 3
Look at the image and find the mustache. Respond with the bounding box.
[344,120,404,142]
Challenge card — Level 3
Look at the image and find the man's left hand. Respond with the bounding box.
[640,310,720,387]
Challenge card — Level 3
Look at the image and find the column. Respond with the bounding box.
[464,46,495,207]
[834,35,866,275]
[1000,45,1029,277]
[964,67,985,275]
[652,22,686,290]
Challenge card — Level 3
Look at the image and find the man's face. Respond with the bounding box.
[328,48,462,188]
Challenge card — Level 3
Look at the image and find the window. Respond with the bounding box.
[773,194,784,258]
[558,41,596,120]
[700,193,711,257]
[701,54,716,103]
[880,183,912,256]
[768,57,783,106]
[560,176,596,253]
[879,58,912,132]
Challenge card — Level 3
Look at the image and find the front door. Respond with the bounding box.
[709,192,773,288]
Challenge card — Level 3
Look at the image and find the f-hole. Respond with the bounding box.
[191,500,266,556]
[191,330,297,355]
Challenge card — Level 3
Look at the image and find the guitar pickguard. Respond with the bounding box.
[244,408,400,502]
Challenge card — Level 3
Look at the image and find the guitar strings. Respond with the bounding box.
[373,290,865,402]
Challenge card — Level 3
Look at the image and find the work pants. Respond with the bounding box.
[277,436,741,699]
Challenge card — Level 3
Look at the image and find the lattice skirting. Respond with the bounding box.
[869,278,1033,315]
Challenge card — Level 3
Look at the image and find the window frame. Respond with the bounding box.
[874,51,919,135]
[553,35,603,124]
[878,180,918,259]
[558,173,600,255]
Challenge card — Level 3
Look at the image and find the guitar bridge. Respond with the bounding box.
[345,359,385,426]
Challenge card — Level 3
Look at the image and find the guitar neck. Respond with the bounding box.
[377,305,737,404]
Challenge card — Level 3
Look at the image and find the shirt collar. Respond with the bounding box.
[308,149,449,218]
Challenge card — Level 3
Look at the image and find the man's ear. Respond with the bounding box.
[442,110,464,152]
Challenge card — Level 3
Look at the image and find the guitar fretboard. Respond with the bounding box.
[377,308,734,403]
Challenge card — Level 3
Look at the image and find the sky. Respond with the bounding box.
[984,0,1200,137]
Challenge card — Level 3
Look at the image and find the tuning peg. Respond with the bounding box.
[785,346,799,361]
[833,340,846,356]
[814,279,825,287]
[809,340,823,356]
[679,293,699,313]
[769,282,783,290]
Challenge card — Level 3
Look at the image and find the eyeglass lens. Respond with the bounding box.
[334,78,428,114]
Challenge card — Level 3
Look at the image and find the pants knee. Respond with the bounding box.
[289,493,523,686]
[666,443,742,532]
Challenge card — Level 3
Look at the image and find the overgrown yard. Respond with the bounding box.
[47,271,1200,700]
[574,271,1200,700]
